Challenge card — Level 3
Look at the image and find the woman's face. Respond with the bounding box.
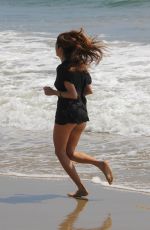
[55,43,64,60]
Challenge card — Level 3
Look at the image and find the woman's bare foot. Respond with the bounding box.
[68,188,88,198]
[98,161,113,185]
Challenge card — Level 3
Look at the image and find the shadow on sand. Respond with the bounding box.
[0,193,66,204]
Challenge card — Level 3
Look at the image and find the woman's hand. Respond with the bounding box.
[43,86,56,96]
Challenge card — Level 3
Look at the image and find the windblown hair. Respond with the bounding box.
[56,28,105,71]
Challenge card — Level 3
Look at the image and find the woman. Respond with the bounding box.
[43,29,113,198]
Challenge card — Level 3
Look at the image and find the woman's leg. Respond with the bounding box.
[53,123,88,197]
[66,123,113,184]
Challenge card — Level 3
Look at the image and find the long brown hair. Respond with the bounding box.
[56,28,105,71]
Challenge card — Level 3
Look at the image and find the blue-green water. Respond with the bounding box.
[0,0,150,41]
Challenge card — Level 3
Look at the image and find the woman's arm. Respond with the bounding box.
[43,82,93,98]
[83,84,93,96]
[43,81,78,99]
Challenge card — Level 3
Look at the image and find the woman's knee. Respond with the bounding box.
[54,148,65,157]
[66,148,74,160]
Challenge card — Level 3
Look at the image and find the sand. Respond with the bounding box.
[0,176,149,230]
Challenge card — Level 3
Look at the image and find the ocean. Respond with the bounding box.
[0,0,150,194]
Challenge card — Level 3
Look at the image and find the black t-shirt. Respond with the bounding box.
[54,60,92,124]
[54,60,92,103]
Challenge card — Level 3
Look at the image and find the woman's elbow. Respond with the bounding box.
[74,92,78,99]
[71,91,78,99]
[88,89,93,95]
[86,89,93,95]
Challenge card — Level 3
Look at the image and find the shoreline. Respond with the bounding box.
[1,127,150,195]
[0,173,150,196]
[0,176,149,230]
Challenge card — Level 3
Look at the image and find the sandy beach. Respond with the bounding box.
[0,176,149,230]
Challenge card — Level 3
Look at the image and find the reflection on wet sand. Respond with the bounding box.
[59,199,112,230]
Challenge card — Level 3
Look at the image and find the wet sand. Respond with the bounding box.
[0,176,149,230]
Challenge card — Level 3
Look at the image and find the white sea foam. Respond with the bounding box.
[0,31,150,136]
[0,172,68,180]
[91,177,150,195]
[87,41,150,136]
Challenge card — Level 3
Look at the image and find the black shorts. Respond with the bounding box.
[55,99,89,125]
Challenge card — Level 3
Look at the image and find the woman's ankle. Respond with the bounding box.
[78,183,86,191]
